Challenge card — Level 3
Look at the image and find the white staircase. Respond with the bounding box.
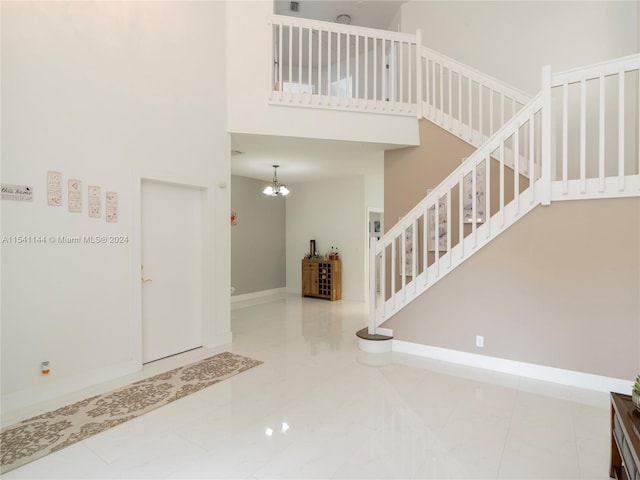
[266,16,640,337]
[370,54,639,336]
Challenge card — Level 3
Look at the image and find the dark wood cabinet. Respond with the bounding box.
[610,392,640,480]
[301,259,341,301]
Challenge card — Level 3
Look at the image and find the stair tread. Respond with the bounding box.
[356,327,393,341]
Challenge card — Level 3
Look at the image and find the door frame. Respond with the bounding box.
[365,207,383,305]
[131,171,211,367]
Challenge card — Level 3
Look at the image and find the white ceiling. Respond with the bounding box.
[231,134,393,184]
[274,0,405,31]
[231,0,406,183]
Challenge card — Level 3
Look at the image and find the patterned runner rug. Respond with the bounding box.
[0,352,262,474]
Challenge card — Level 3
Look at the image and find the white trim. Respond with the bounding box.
[392,340,632,394]
[376,327,393,337]
[231,287,287,304]
[1,359,140,416]
[551,176,640,201]
[358,338,392,354]
[134,171,213,362]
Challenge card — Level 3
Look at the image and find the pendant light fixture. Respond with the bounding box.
[262,165,290,196]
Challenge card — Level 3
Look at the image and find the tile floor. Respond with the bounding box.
[2,293,613,479]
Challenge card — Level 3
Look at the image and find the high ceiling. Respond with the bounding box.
[273,0,405,31]
[231,1,407,184]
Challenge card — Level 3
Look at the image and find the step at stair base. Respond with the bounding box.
[356,327,393,354]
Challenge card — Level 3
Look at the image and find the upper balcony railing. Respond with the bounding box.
[268,15,532,153]
[268,15,418,116]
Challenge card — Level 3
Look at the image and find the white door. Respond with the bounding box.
[141,180,203,363]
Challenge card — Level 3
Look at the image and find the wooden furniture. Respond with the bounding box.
[610,392,640,479]
[301,258,341,301]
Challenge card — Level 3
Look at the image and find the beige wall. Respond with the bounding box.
[385,120,476,228]
[400,1,638,95]
[384,121,640,380]
[383,196,640,380]
[384,121,529,296]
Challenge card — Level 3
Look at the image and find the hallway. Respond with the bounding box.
[2,293,611,479]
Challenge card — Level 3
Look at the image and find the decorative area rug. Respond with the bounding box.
[0,352,262,474]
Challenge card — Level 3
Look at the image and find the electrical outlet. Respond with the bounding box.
[476,335,484,348]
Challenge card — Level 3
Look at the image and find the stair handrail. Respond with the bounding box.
[419,45,532,147]
[270,13,417,42]
[420,45,531,108]
[369,52,640,335]
[368,93,549,334]
[369,87,546,334]
[374,93,543,258]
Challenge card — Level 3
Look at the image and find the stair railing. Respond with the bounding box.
[419,46,531,149]
[369,91,544,335]
[263,17,639,334]
[369,53,639,335]
[548,54,640,200]
[268,15,418,116]
[267,17,531,141]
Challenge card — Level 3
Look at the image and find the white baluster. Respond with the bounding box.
[373,37,377,105]
[459,176,464,259]
[485,151,492,239]
[308,27,312,102]
[472,162,477,248]
[618,68,625,191]
[580,76,587,193]
[514,124,520,214]
[317,29,322,99]
[278,24,283,101]
[598,72,605,192]
[446,191,452,268]
[468,77,473,142]
[288,24,293,102]
[355,35,359,103]
[529,111,535,204]
[562,81,568,193]
[499,141,505,227]
[458,72,462,136]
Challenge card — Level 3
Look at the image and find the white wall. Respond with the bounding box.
[365,173,384,210]
[1,1,230,409]
[286,169,383,301]
[226,0,419,146]
[400,1,639,95]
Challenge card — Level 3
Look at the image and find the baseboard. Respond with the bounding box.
[230,287,287,304]
[392,340,632,394]
[1,359,140,416]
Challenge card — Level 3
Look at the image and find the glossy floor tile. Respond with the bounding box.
[2,293,613,479]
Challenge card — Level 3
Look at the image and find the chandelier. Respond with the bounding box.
[262,165,290,196]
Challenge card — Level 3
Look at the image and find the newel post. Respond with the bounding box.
[540,64,552,205]
[415,28,423,119]
[368,236,377,335]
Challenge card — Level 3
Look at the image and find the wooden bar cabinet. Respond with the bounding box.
[301,258,341,301]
